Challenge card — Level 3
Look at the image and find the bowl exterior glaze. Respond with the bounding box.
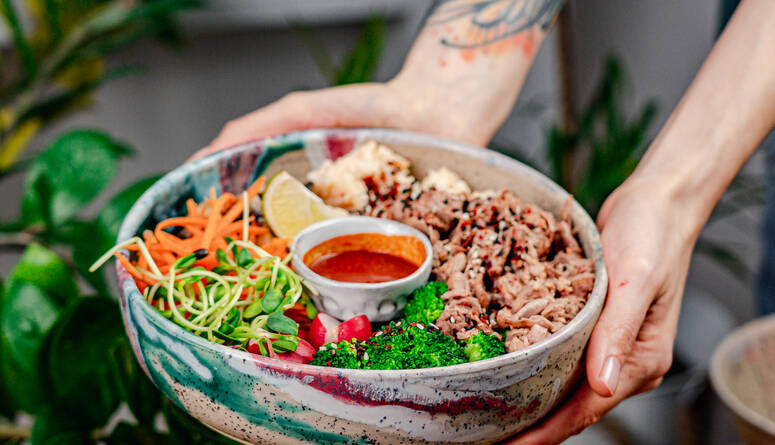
[116,129,608,444]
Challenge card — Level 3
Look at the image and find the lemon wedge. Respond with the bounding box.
[263,171,349,238]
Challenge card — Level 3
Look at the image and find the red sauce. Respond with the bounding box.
[308,250,418,283]
[303,233,425,283]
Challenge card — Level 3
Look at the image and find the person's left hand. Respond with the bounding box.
[507,172,699,444]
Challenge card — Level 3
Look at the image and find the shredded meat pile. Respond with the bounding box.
[362,180,595,352]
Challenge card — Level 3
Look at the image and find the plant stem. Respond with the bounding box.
[554,4,579,192]
[0,231,34,249]
[556,5,576,133]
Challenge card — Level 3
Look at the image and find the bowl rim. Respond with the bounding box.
[291,215,433,290]
[710,313,775,436]
[116,127,608,377]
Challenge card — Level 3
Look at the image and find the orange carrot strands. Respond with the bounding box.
[261,238,290,258]
[218,220,254,238]
[117,254,155,286]
[156,217,209,230]
[201,191,225,250]
[155,230,198,256]
[218,177,266,231]
[143,229,158,244]
[186,199,199,217]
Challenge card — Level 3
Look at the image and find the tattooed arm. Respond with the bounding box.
[394,0,564,144]
[199,0,564,155]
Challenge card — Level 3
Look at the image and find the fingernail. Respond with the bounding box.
[599,356,621,396]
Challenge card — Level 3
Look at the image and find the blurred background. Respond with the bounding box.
[0,0,766,444]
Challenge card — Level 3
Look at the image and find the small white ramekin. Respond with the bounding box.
[292,216,432,321]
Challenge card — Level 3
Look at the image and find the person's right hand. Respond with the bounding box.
[191,75,499,161]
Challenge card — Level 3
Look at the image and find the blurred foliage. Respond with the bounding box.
[0,0,240,443]
[294,14,386,86]
[543,56,763,281]
[0,0,200,173]
[544,56,657,216]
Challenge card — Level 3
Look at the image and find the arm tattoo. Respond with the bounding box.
[428,0,565,49]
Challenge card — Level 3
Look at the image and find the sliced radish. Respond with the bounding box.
[275,338,315,364]
[309,313,372,349]
[309,313,341,348]
[336,314,372,343]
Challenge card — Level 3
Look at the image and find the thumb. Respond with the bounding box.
[203,83,397,157]
[585,262,654,397]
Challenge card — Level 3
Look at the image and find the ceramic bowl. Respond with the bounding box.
[292,216,433,322]
[116,128,608,444]
[710,314,775,445]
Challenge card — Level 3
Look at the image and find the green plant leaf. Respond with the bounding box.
[104,422,169,445]
[0,0,37,78]
[333,14,385,85]
[70,173,161,293]
[41,0,64,43]
[0,281,62,413]
[20,129,132,227]
[19,66,141,128]
[260,288,283,313]
[8,242,78,305]
[31,403,95,445]
[70,221,114,295]
[0,279,15,418]
[111,337,161,427]
[85,0,201,35]
[46,296,125,425]
[266,313,298,335]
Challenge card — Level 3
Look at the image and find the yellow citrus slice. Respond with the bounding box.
[263,171,349,238]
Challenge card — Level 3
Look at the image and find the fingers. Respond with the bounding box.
[196,83,400,160]
[585,256,658,398]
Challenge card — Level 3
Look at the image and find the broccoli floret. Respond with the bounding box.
[310,340,362,369]
[403,281,447,325]
[462,332,505,362]
[363,321,467,370]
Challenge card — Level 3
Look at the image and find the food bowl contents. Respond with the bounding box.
[307,140,413,211]
[302,233,426,283]
[101,139,594,370]
[309,142,595,353]
[310,281,506,369]
[308,313,373,349]
[91,177,320,361]
[263,170,348,238]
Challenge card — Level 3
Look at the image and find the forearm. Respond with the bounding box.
[391,0,565,145]
[635,0,775,238]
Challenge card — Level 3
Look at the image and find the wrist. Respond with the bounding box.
[626,144,719,242]
[387,71,503,146]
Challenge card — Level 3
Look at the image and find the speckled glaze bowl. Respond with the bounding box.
[116,128,608,444]
[292,216,434,322]
[710,314,775,445]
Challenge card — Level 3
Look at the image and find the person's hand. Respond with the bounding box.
[191,74,502,161]
[508,174,698,444]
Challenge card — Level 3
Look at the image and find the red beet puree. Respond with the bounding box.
[303,233,425,283]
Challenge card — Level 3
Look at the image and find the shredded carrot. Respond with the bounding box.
[186,199,200,217]
[218,177,266,231]
[118,254,154,286]
[261,238,291,258]
[115,177,291,291]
